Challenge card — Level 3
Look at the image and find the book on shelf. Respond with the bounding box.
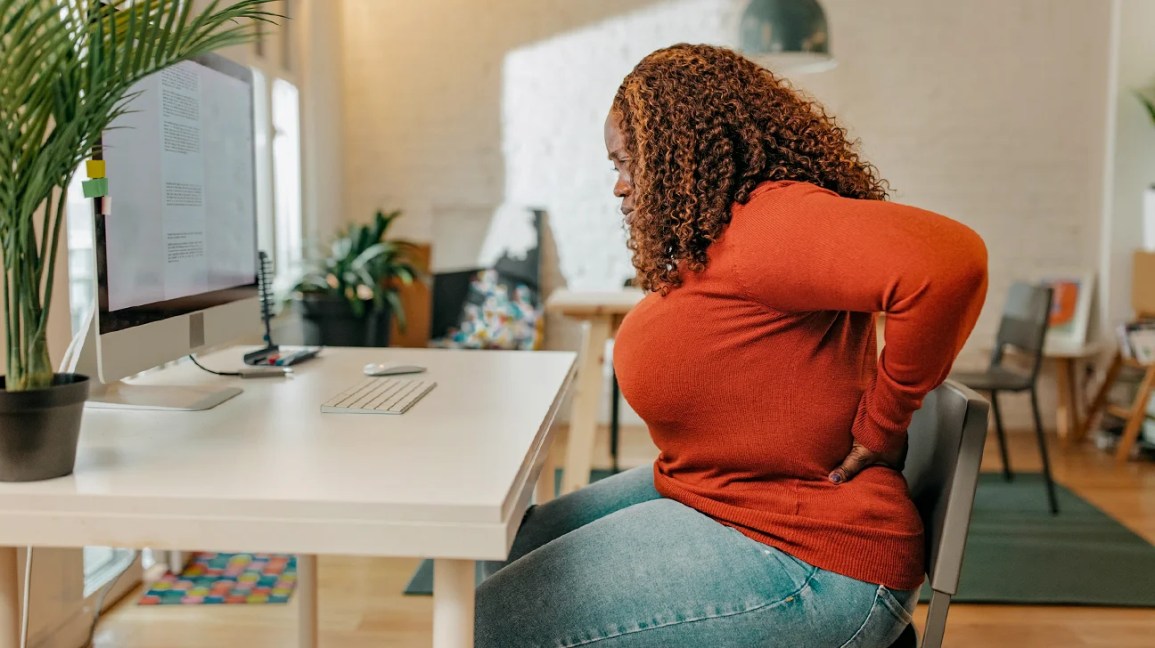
[1120,320,1155,364]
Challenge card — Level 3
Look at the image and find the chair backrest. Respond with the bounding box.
[991,282,1053,378]
[901,380,990,648]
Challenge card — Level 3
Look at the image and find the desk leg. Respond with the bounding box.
[1054,358,1075,445]
[0,548,16,648]
[297,554,318,648]
[561,318,612,494]
[1070,357,1087,439]
[535,444,556,504]
[433,559,475,648]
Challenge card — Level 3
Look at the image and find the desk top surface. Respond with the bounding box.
[1043,341,1102,358]
[0,347,576,527]
[546,288,645,316]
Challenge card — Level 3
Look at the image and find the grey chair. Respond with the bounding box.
[950,282,1059,514]
[887,380,991,648]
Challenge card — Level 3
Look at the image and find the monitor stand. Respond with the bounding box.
[62,309,242,411]
[84,381,242,411]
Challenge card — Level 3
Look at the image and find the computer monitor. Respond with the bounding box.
[68,53,260,410]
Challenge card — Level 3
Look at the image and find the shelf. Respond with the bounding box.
[1095,425,1155,456]
[1106,404,1134,419]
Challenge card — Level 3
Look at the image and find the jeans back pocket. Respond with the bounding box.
[838,585,916,648]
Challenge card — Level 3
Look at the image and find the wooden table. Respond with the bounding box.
[545,289,644,494]
[0,347,576,648]
[1045,342,1101,445]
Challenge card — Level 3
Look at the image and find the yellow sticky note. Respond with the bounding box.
[86,159,106,179]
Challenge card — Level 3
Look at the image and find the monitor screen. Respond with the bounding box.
[96,55,257,334]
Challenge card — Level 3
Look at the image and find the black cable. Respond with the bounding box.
[187,355,240,376]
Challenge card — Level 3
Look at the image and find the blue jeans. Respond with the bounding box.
[476,466,917,647]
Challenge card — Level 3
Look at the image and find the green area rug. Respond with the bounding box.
[936,472,1154,606]
[406,471,1155,607]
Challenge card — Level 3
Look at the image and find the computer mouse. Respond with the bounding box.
[363,363,426,377]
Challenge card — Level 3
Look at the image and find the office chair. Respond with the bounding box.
[950,282,1059,514]
[887,380,991,648]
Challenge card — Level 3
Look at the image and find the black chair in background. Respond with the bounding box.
[951,282,1059,514]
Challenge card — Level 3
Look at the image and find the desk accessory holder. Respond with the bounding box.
[244,251,321,367]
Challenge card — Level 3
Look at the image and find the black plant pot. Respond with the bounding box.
[0,374,89,482]
[298,295,393,347]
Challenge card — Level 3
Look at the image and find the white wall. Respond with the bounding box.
[339,0,664,245]
[803,0,1110,348]
[339,0,1116,429]
[1103,0,1155,326]
[297,0,347,244]
[502,0,742,292]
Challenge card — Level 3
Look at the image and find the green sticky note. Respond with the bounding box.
[82,177,108,198]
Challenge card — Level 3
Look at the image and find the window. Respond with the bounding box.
[66,174,96,335]
[82,547,135,598]
[249,0,304,281]
[272,77,303,278]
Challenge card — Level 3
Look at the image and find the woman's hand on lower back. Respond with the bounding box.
[829,440,908,484]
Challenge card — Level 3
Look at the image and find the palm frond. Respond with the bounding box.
[0,0,276,391]
[1136,89,1155,126]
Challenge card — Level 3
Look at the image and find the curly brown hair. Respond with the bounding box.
[612,43,890,293]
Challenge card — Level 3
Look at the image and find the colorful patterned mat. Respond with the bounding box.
[139,552,297,605]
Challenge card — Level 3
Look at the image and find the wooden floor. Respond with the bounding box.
[94,424,1155,647]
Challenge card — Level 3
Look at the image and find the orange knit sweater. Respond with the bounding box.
[613,181,988,590]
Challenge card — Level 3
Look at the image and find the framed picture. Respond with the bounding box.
[1040,273,1095,352]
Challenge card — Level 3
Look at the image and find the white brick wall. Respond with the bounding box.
[1105,0,1155,327]
[340,0,1117,430]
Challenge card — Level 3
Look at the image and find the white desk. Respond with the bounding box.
[0,347,576,648]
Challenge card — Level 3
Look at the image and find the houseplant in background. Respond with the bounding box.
[0,0,273,482]
[1136,85,1155,125]
[291,209,422,347]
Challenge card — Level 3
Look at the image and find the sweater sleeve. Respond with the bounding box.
[731,184,989,456]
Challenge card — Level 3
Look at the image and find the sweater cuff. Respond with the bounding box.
[851,387,910,458]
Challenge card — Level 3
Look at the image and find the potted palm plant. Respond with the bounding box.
[0,0,273,482]
[291,209,421,347]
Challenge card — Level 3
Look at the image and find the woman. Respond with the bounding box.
[476,44,987,647]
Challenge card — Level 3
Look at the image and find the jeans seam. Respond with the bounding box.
[876,587,914,625]
[836,585,886,648]
[556,567,820,648]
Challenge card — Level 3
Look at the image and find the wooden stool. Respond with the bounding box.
[1081,250,1155,462]
[1046,343,1099,446]
[1082,351,1154,463]
[545,289,644,494]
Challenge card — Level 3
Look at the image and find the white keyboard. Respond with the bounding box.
[320,377,436,415]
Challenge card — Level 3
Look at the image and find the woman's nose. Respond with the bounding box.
[614,177,631,198]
